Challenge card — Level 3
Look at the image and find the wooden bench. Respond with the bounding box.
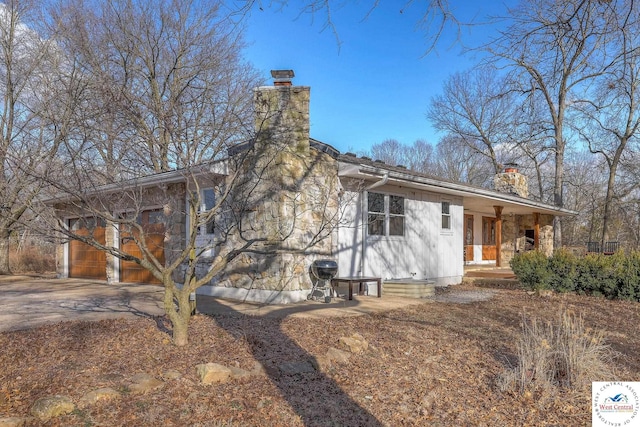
[331,277,382,300]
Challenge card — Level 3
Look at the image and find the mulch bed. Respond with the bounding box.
[1,284,639,426]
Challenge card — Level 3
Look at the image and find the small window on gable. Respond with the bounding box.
[367,192,405,237]
[198,188,215,235]
[441,201,451,230]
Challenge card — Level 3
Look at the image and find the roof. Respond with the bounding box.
[45,135,575,217]
[337,151,576,217]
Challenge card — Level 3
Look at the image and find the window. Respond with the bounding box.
[483,217,496,245]
[441,201,451,230]
[367,192,385,236]
[198,188,215,235]
[367,192,405,236]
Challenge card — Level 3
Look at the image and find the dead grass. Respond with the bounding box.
[0,284,639,426]
[499,309,614,397]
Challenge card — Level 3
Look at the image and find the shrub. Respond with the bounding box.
[499,309,613,394]
[547,249,578,293]
[510,250,550,290]
[9,244,56,274]
[614,250,640,301]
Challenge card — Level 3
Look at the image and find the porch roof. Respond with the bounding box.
[337,156,576,217]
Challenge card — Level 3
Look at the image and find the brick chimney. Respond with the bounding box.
[493,163,529,198]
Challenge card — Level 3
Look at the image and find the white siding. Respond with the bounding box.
[337,183,464,289]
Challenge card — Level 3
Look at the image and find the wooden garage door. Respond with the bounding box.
[119,210,165,285]
[69,218,107,280]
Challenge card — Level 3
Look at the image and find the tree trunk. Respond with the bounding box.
[0,227,11,275]
[553,131,565,251]
[163,283,192,346]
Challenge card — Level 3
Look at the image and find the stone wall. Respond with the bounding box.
[202,84,340,300]
[493,172,529,198]
[500,213,554,264]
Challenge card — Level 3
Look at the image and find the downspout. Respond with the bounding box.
[360,173,389,277]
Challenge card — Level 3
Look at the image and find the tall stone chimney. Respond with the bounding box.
[253,69,310,156]
[493,163,529,198]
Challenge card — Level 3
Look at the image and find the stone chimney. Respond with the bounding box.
[493,163,529,198]
[253,69,310,155]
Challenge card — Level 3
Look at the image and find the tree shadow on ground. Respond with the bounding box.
[200,297,383,427]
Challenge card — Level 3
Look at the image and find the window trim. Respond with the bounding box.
[366,191,405,237]
[197,188,216,236]
[441,200,452,230]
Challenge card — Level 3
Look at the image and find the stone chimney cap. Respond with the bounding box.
[271,69,294,86]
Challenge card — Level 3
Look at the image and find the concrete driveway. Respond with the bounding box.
[0,275,165,332]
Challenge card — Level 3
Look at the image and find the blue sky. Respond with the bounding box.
[240,1,514,154]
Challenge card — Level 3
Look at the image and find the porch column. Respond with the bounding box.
[533,212,540,250]
[494,206,503,267]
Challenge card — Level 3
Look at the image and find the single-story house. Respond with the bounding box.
[52,70,574,303]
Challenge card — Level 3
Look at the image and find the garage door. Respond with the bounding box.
[69,218,107,280]
[119,209,165,285]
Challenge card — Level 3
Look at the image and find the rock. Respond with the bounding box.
[326,347,352,364]
[250,361,266,377]
[312,355,332,371]
[30,395,75,420]
[229,366,252,379]
[128,373,164,394]
[196,363,232,384]
[163,370,182,380]
[78,388,120,408]
[0,417,28,427]
[339,333,369,354]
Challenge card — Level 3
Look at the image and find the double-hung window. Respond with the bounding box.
[367,192,405,236]
[198,188,215,235]
[441,201,451,230]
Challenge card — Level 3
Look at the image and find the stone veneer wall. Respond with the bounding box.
[201,85,340,302]
[500,213,554,264]
[493,172,529,198]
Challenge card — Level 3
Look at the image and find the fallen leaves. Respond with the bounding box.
[0,286,637,426]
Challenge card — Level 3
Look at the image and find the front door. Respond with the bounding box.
[482,216,496,261]
[464,214,474,262]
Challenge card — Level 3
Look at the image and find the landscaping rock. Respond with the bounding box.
[312,355,333,371]
[128,373,164,394]
[196,363,232,384]
[78,388,121,407]
[0,417,28,427]
[229,366,252,379]
[250,361,267,377]
[163,369,182,380]
[339,333,369,353]
[326,347,352,363]
[30,395,75,420]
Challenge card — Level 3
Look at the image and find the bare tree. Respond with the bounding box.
[0,0,84,274]
[489,0,619,249]
[572,2,640,250]
[428,67,516,174]
[28,0,346,348]
[433,134,494,186]
[52,0,261,175]
[237,0,461,53]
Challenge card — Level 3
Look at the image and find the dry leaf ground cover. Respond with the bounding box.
[1,284,639,426]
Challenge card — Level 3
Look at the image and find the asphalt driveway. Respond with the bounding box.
[0,275,165,332]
